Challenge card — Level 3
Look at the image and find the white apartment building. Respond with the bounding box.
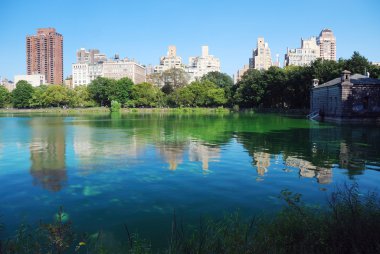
[317,29,336,61]
[249,37,272,70]
[285,37,320,66]
[72,48,146,87]
[154,45,184,73]
[102,58,146,84]
[186,46,220,81]
[14,74,46,87]
[0,78,15,91]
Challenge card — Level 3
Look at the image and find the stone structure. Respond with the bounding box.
[249,37,272,70]
[310,70,380,120]
[26,28,63,85]
[285,37,320,66]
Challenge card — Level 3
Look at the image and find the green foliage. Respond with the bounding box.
[68,85,97,108]
[108,77,133,106]
[344,51,370,75]
[234,69,266,107]
[161,68,189,92]
[169,80,227,107]
[43,85,70,107]
[110,100,121,112]
[29,85,48,108]
[0,86,11,108]
[129,82,164,107]
[87,77,114,107]
[201,71,234,105]
[12,80,34,108]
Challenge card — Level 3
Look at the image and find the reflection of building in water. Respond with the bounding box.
[285,156,332,184]
[73,127,146,168]
[189,141,220,170]
[158,144,185,170]
[253,152,271,176]
[339,142,365,171]
[29,118,66,192]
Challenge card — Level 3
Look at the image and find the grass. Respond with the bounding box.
[1,183,380,253]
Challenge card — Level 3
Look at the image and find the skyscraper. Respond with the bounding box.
[317,28,336,61]
[249,37,272,70]
[26,28,63,85]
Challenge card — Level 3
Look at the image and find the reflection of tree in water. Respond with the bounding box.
[29,118,66,192]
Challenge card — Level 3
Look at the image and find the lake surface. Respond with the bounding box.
[0,113,379,246]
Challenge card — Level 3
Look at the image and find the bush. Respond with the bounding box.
[110,100,121,113]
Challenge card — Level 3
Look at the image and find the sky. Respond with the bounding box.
[0,0,379,80]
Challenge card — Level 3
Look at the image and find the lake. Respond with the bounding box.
[0,112,379,246]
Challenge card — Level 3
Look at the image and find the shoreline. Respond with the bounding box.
[0,107,309,115]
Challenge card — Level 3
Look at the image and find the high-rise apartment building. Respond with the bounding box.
[154,45,183,73]
[26,28,63,85]
[317,28,336,61]
[249,37,272,70]
[72,48,105,87]
[187,46,220,81]
[285,37,320,66]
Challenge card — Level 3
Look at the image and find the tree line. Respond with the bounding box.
[1,52,379,109]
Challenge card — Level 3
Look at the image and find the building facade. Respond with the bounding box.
[26,28,63,85]
[317,28,336,61]
[0,78,15,91]
[285,37,320,66]
[154,45,184,73]
[249,37,272,70]
[235,64,249,83]
[102,58,146,84]
[310,70,380,120]
[14,74,46,87]
[72,48,105,88]
[186,46,221,81]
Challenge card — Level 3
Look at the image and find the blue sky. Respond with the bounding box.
[0,0,379,80]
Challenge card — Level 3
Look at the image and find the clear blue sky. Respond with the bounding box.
[0,0,379,80]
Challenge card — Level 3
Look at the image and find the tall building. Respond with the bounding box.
[317,28,336,61]
[26,28,63,85]
[235,64,249,83]
[187,46,221,81]
[249,37,272,70]
[285,37,320,66]
[72,48,105,87]
[154,45,183,73]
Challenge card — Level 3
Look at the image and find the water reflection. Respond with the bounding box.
[29,118,66,191]
[19,114,380,191]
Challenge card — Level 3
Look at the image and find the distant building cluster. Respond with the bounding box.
[235,28,338,83]
[154,45,221,82]
[71,48,145,88]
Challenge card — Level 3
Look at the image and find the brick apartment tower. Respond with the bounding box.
[26,28,63,84]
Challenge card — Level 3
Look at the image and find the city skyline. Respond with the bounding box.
[0,0,379,81]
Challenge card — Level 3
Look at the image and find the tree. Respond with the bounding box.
[201,71,234,105]
[12,80,34,108]
[108,77,133,106]
[68,86,96,107]
[161,68,189,92]
[29,85,48,108]
[0,86,10,108]
[129,82,164,107]
[87,77,114,106]
[233,69,266,108]
[43,85,69,107]
[344,51,370,75]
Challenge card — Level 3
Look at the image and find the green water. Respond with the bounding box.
[0,113,379,246]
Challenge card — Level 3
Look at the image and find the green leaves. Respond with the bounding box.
[12,80,34,108]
